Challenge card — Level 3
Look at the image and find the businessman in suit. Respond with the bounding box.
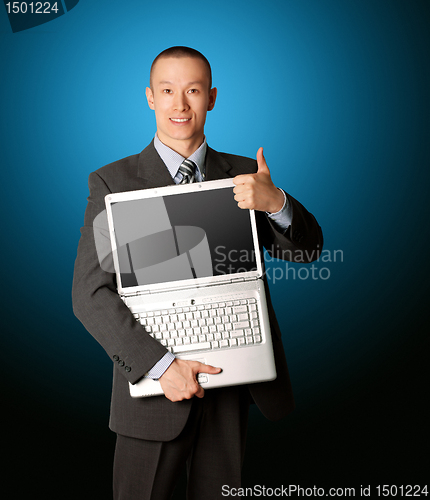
[72,47,323,499]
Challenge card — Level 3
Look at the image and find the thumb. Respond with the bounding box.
[256,147,270,174]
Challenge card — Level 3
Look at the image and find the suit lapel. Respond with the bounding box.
[137,140,175,188]
[205,147,234,180]
[136,141,234,187]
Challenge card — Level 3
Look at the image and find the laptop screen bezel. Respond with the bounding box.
[105,178,263,296]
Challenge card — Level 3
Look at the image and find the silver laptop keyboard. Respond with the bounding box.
[134,298,262,354]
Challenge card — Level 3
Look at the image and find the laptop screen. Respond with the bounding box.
[110,185,258,289]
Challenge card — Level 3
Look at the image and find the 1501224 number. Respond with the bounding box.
[5,2,59,14]
[376,485,428,497]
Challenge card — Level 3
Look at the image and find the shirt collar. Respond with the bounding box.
[154,134,207,180]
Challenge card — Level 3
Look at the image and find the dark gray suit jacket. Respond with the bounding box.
[72,141,323,441]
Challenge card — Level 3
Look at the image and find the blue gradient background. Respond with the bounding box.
[1,1,429,498]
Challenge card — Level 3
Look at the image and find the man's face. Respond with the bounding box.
[146,56,217,156]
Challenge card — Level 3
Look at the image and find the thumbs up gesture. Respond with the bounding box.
[233,147,285,213]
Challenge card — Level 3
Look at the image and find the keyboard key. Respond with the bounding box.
[234,321,250,329]
[220,339,229,348]
[231,329,244,338]
[233,305,247,314]
[254,335,262,343]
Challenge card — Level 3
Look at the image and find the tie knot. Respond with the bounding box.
[178,159,197,184]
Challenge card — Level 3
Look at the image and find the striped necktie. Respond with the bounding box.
[178,159,197,184]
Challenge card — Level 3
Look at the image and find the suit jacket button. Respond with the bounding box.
[113,355,119,361]
[125,366,131,372]
[118,360,125,367]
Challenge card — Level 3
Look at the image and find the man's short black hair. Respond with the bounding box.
[150,46,212,90]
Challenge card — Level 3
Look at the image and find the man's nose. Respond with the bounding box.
[173,93,189,112]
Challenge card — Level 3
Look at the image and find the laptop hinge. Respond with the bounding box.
[230,277,245,283]
[122,276,259,298]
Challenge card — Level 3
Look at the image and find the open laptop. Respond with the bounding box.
[104,178,277,397]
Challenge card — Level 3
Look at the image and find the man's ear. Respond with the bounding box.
[146,87,155,110]
[208,87,217,111]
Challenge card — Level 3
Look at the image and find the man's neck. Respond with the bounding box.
[156,133,204,158]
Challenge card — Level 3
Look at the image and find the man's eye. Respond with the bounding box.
[188,89,198,93]
[163,89,172,94]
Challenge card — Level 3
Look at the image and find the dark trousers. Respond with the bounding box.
[113,386,251,500]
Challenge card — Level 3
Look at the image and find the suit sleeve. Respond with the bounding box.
[72,172,168,384]
[256,192,323,262]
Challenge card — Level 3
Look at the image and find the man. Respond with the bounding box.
[72,47,323,499]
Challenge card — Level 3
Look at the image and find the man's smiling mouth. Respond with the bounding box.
[170,118,191,123]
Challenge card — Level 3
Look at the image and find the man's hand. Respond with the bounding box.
[159,359,221,402]
[233,147,284,213]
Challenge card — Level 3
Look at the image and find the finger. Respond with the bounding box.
[233,183,249,194]
[196,363,222,375]
[233,173,254,185]
[256,147,270,174]
[195,385,205,398]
